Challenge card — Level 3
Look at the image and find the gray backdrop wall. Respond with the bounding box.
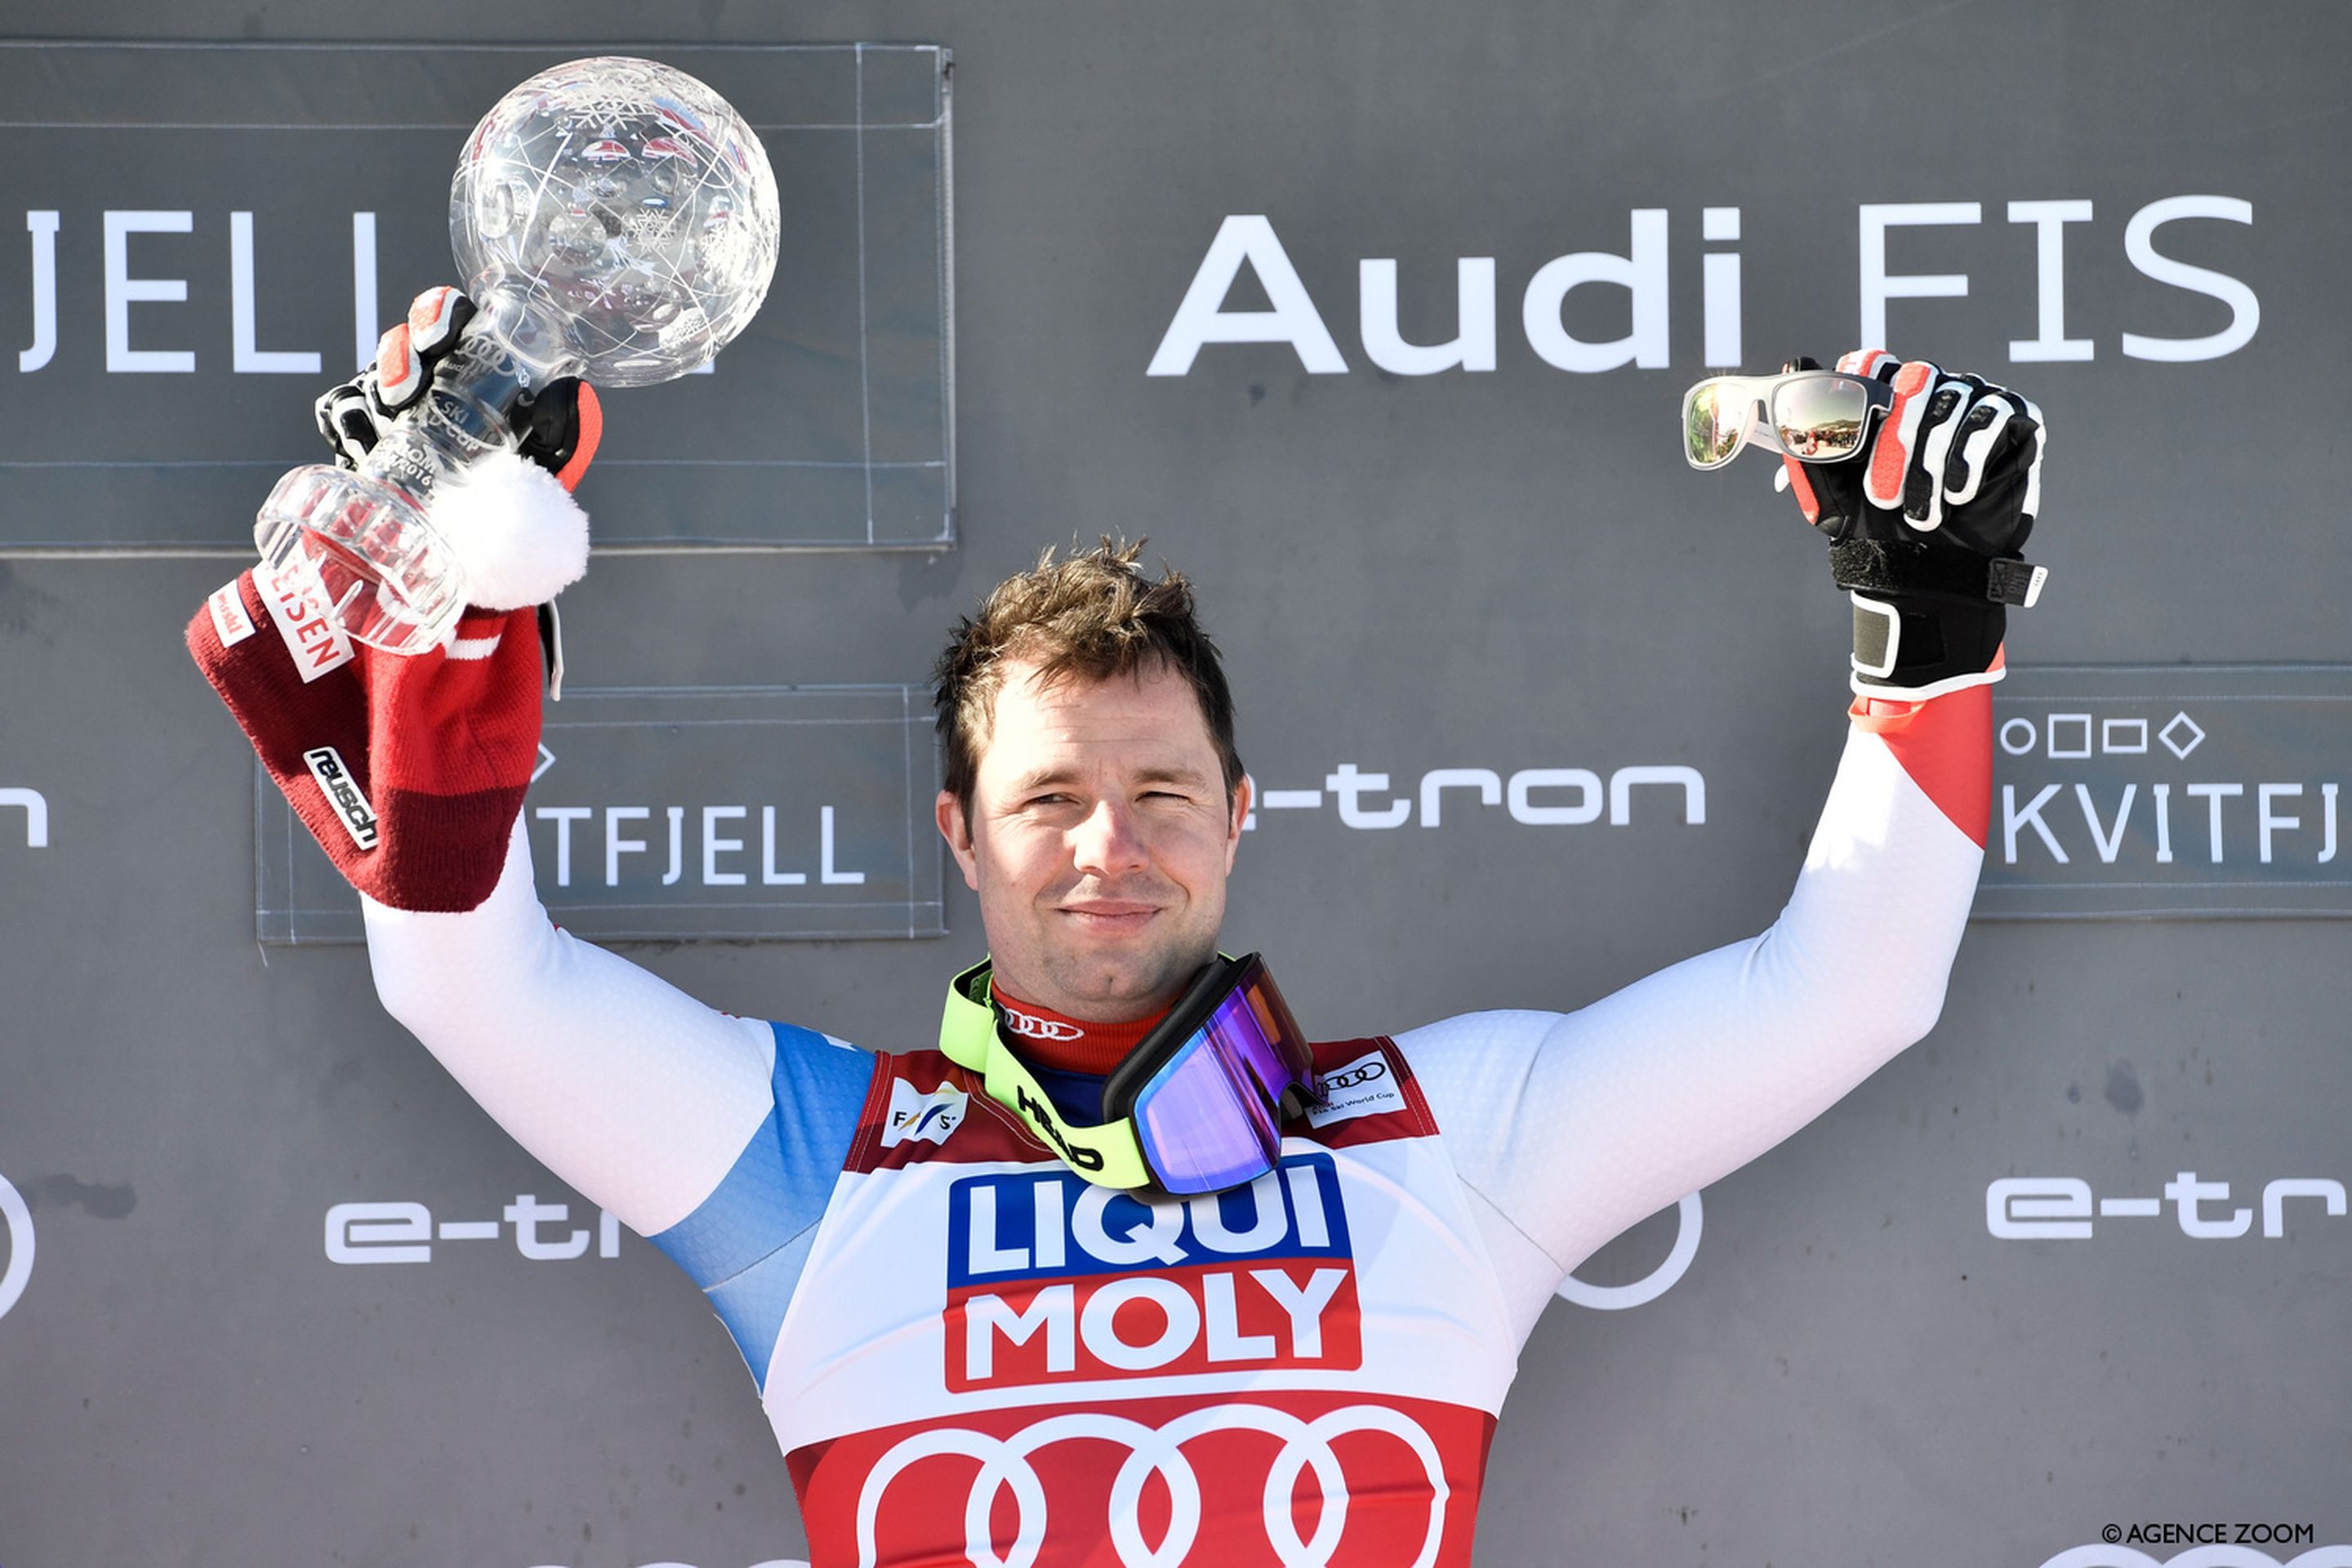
[3,4,2348,1566]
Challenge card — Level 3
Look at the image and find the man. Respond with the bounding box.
[191,292,2046,1566]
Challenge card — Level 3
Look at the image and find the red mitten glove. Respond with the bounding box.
[189,580,543,911]
[191,285,598,911]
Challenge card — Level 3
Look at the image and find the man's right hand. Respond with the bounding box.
[314,286,602,491]
[185,286,599,913]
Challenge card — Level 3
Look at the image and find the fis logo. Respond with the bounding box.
[302,746,379,851]
[881,1080,968,1149]
[943,1156,1359,1392]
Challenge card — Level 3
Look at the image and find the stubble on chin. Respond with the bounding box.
[1042,929,1217,1020]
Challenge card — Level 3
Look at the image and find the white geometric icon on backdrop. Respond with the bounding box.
[532,743,557,784]
[2158,711,2206,759]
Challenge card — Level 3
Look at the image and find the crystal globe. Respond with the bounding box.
[451,56,781,385]
[253,56,782,653]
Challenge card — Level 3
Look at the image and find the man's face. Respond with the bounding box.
[936,657,1249,1022]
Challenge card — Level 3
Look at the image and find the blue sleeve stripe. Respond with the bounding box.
[649,1022,876,1290]
[705,1226,822,1387]
[650,1103,795,1284]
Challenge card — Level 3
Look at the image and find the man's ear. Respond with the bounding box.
[937,790,981,891]
[1223,774,1251,873]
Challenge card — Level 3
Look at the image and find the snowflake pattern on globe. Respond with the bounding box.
[450,56,782,387]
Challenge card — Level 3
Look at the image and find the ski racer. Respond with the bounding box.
[189,287,2047,1567]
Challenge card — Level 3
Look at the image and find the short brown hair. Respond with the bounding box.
[933,539,1243,816]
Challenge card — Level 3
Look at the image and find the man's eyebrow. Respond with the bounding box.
[1132,764,1216,787]
[1005,761,1215,795]
[1008,764,1079,795]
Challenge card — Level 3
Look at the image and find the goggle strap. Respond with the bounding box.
[936,959,1001,1073]
[938,960,1153,1190]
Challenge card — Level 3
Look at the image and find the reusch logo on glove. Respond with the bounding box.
[303,746,380,851]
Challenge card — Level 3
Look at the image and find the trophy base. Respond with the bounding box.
[254,466,470,656]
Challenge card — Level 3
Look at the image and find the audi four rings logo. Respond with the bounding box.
[1319,1062,1387,1093]
[1000,1009,1086,1043]
[855,1402,1449,1568]
[0,1173,34,1321]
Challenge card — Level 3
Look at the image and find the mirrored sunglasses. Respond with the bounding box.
[1682,370,1893,470]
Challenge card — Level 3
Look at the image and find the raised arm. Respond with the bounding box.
[1403,687,1988,1331]
[191,287,873,1251]
[1401,351,2048,1337]
[362,819,803,1234]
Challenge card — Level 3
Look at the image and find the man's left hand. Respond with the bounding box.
[1780,350,2049,698]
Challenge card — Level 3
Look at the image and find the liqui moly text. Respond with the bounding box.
[943,1155,1360,1391]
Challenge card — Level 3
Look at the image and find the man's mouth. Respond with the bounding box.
[1057,900,1161,930]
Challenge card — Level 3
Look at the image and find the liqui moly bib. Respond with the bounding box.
[762,1037,1517,1567]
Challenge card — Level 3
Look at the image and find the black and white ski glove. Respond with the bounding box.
[1780,349,2048,697]
[310,285,603,637]
[314,285,599,488]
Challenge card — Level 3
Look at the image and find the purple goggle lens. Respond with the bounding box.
[1132,969,1315,1196]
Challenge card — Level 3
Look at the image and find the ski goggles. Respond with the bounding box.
[1682,370,1893,470]
[938,954,1320,1196]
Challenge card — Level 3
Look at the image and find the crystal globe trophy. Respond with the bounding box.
[253,56,782,653]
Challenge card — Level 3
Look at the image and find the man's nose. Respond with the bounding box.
[1071,797,1148,874]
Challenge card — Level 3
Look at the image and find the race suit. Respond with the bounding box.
[361,688,1990,1567]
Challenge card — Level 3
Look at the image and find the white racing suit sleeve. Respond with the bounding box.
[361,817,849,1238]
[1397,688,1992,1343]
